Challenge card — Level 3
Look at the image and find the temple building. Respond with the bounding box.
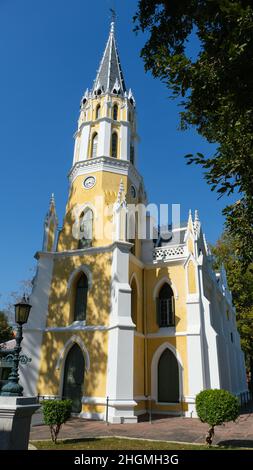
[21,20,247,423]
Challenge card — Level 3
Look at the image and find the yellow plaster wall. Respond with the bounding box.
[187,260,197,294]
[82,404,105,415]
[134,400,146,411]
[57,172,128,251]
[46,252,112,327]
[150,401,188,413]
[37,329,108,398]
[146,336,189,399]
[58,170,144,252]
[187,238,194,255]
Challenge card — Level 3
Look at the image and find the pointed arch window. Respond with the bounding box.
[156,284,175,327]
[158,349,179,403]
[74,273,88,322]
[113,104,118,121]
[96,105,101,119]
[128,212,137,255]
[91,133,98,158]
[78,208,93,249]
[130,144,135,165]
[131,278,138,327]
[111,132,118,158]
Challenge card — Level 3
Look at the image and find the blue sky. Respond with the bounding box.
[0,0,230,308]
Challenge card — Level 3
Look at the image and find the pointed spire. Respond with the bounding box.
[45,193,57,222]
[43,193,58,252]
[50,193,55,208]
[188,209,193,224]
[193,209,201,236]
[93,16,126,96]
[116,178,125,204]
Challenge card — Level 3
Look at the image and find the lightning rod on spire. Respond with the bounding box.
[110,7,116,33]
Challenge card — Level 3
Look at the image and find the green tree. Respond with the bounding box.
[42,400,72,444]
[0,311,14,345]
[212,231,253,390]
[196,389,239,445]
[134,1,253,269]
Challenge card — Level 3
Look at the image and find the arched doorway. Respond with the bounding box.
[158,348,179,403]
[62,344,85,413]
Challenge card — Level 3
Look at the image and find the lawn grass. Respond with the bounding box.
[32,437,245,450]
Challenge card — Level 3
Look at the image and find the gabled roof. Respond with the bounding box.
[92,21,126,95]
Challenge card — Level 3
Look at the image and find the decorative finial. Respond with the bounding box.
[194,209,199,222]
[188,209,192,222]
[117,178,124,203]
[110,8,116,33]
[50,193,55,206]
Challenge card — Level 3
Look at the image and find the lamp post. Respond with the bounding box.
[0,295,32,397]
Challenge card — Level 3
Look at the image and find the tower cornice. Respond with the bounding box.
[68,156,143,189]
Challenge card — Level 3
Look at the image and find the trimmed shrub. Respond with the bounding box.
[42,399,72,444]
[196,389,239,445]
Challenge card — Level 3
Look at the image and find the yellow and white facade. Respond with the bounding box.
[21,21,247,423]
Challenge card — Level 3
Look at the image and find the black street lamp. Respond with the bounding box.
[0,295,32,397]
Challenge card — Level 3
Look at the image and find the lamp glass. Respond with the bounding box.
[15,299,32,325]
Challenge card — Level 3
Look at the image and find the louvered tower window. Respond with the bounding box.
[111,133,118,158]
[96,105,101,119]
[91,133,98,158]
[113,104,118,120]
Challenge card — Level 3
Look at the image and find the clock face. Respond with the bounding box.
[130,185,136,199]
[83,176,96,189]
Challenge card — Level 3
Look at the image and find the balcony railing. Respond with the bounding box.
[153,244,187,263]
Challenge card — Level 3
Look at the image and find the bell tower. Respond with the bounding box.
[21,18,145,423]
[73,19,138,165]
[57,19,144,252]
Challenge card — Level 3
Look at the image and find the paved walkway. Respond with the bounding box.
[30,411,253,448]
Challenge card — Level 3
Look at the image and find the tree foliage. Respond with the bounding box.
[42,400,72,444]
[0,311,14,345]
[196,389,239,445]
[134,0,253,269]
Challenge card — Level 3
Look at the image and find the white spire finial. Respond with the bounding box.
[194,209,199,222]
[50,193,55,206]
[188,209,192,222]
[117,178,124,203]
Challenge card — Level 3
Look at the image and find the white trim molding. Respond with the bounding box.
[68,156,142,190]
[56,335,90,371]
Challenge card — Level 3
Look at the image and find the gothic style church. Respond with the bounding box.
[21,20,247,423]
